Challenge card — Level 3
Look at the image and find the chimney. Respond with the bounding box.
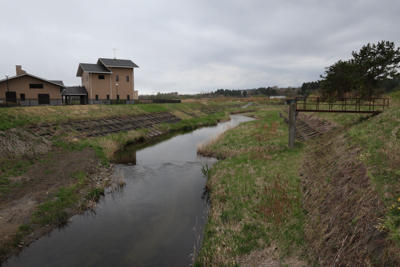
[16,65,26,76]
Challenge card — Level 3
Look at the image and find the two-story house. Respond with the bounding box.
[76,58,139,102]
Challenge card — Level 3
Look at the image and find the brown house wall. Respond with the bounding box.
[0,75,62,99]
[88,73,112,100]
[110,68,134,100]
[83,67,135,100]
[81,72,90,97]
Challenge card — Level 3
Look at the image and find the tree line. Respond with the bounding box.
[315,40,400,98]
[213,87,278,97]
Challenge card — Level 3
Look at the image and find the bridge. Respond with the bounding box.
[287,97,390,148]
[294,97,389,114]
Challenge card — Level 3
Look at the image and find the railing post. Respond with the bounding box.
[289,103,296,149]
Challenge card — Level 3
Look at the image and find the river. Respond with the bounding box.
[4,114,255,267]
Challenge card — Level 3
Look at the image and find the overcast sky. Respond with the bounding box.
[1,0,399,95]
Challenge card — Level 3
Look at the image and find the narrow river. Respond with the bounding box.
[4,115,254,267]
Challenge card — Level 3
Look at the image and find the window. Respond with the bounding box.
[29,84,43,89]
[126,76,129,82]
[98,75,105,79]
[95,95,98,100]
[107,95,109,100]
[117,95,119,100]
[127,95,130,100]
[38,94,50,105]
[116,75,119,82]
[20,94,25,101]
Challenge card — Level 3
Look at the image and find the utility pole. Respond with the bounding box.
[289,103,296,149]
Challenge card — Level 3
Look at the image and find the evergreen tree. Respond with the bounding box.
[320,41,400,98]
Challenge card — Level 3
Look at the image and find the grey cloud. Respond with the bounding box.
[1,0,399,94]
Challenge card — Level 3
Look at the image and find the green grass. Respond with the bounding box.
[86,187,104,200]
[0,158,34,196]
[197,107,306,265]
[33,171,89,226]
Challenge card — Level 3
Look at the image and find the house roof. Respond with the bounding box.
[50,80,64,86]
[0,73,65,88]
[62,86,88,96]
[76,63,112,77]
[98,58,139,68]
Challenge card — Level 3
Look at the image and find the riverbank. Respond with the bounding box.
[197,106,308,266]
[196,96,400,266]
[0,100,261,263]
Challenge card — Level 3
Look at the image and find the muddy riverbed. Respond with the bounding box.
[4,115,255,267]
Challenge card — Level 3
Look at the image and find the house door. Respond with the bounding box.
[5,92,17,102]
[38,94,50,105]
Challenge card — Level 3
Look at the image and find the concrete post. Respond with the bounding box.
[289,103,296,149]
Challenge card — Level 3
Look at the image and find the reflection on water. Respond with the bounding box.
[4,115,255,267]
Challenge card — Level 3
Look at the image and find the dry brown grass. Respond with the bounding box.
[97,139,121,159]
[236,246,307,267]
[301,130,399,266]
[89,129,147,160]
[196,126,231,155]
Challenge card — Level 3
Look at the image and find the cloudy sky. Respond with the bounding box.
[1,0,399,95]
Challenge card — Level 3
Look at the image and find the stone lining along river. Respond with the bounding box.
[4,115,255,267]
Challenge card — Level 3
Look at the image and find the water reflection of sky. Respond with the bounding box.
[4,115,255,267]
[114,114,255,167]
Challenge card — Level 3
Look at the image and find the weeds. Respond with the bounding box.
[197,107,306,266]
[201,164,212,179]
[86,187,104,200]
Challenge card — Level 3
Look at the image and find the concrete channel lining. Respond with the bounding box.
[279,111,322,142]
[28,112,182,139]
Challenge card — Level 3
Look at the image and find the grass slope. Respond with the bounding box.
[197,107,306,266]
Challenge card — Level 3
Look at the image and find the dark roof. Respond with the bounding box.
[62,86,88,96]
[76,63,112,77]
[0,73,65,88]
[50,80,64,86]
[98,58,139,68]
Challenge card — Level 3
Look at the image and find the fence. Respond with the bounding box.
[0,98,181,108]
[294,97,389,114]
[137,99,181,104]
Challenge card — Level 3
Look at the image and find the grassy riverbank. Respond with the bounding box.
[197,106,307,266]
[301,95,400,265]
[197,95,400,266]
[0,100,266,131]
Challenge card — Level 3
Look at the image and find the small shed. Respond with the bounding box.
[62,86,88,105]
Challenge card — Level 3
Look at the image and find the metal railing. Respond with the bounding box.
[295,97,389,114]
[0,98,181,108]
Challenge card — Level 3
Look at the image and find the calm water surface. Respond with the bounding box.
[4,115,255,267]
